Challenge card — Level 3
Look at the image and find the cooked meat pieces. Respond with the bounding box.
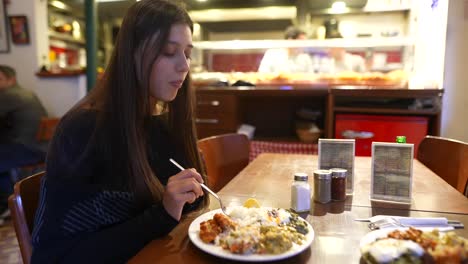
[199,219,222,243]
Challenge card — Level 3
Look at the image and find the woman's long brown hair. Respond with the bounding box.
[61,0,208,208]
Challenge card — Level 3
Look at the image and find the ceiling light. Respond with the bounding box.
[331,1,346,9]
[330,1,348,14]
[50,0,67,10]
[196,0,208,2]
[189,6,296,22]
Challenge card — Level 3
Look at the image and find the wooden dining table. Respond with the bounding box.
[129,153,468,264]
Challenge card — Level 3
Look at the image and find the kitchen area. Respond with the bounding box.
[0,0,466,147]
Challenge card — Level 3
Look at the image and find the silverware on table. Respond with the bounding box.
[368,217,405,230]
[355,215,464,230]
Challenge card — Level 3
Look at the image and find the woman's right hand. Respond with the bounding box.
[162,168,204,221]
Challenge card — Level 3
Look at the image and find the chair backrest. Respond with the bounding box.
[417,135,468,196]
[198,133,250,192]
[36,117,60,142]
[8,171,45,264]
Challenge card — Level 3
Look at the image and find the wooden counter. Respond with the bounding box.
[195,86,443,142]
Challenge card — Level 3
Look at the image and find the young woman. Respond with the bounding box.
[31,0,208,263]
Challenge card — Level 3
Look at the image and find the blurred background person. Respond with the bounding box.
[258,26,314,73]
[0,65,47,225]
[327,47,366,73]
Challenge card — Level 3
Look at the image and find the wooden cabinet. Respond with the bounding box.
[195,86,329,140]
[195,92,239,139]
[195,86,443,142]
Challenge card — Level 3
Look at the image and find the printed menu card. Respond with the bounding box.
[371,142,414,204]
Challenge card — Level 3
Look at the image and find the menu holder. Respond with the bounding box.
[318,138,355,195]
[370,142,414,204]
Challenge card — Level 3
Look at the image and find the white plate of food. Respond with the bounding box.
[188,206,314,262]
[360,227,468,264]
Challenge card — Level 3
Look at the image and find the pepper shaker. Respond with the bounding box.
[313,169,332,203]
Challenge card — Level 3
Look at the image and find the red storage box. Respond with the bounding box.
[334,114,428,156]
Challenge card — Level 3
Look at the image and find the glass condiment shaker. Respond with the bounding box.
[313,170,332,203]
[291,172,311,212]
[330,168,347,201]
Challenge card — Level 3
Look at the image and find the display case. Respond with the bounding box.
[190,0,446,89]
[191,35,415,141]
[190,1,447,142]
[191,37,412,86]
[191,40,442,141]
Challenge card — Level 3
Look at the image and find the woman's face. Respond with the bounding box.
[149,23,192,102]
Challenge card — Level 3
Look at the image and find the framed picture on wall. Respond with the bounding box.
[0,0,9,52]
[9,15,30,45]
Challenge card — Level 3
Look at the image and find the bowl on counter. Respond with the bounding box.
[295,122,322,143]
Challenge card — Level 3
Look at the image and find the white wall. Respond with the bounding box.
[410,0,448,89]
[36,75,87,116]
[0,0,86,117]
[0,0,48,97]
[441,0,468,142]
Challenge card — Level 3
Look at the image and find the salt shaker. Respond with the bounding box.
[291,172,311,212]
[313,169,332,203]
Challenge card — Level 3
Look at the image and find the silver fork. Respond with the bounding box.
[169,159,228,215]
[368,217,406,230]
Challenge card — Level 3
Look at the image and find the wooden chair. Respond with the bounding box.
[417,135,468,196]
[12,117,59,180]
[198,133,250,192]
[35,117,60,143]
[8,171,45,264]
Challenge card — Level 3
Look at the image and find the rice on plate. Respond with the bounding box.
[228,206,292,226]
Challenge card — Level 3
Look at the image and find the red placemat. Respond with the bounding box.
[249,141,318,162]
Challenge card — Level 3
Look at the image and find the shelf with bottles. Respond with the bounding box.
[49,29,85,45]
[48,8,85,45]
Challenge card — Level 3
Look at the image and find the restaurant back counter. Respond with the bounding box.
[194,84,442,155]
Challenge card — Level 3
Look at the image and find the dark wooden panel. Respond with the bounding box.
[240,96,326,138]
[194,86,443,140]
[195,93,240,138]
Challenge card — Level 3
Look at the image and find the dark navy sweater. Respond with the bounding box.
[31,110,200,263]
